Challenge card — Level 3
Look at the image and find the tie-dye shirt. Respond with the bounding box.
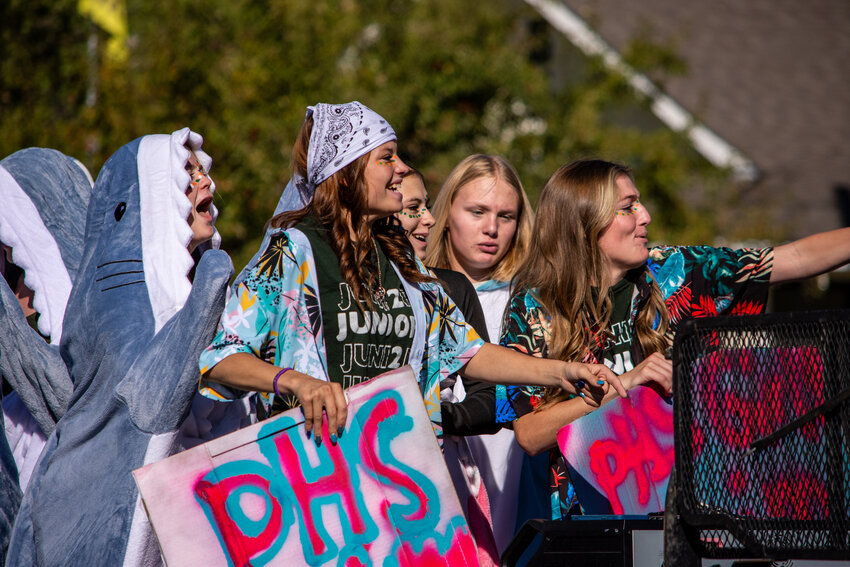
[199,226,484,439]
[496,245,774,519]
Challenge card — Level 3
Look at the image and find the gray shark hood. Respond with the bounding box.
[76,128,221,336]
[0,148,93,343]
[6,129,233,567]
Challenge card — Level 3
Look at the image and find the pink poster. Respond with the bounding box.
[556,385,674,515]
[556,346,826,516]
[134,366,479,567]
[686,347,827,520]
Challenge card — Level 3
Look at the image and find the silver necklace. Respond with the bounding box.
[371,239,388,309]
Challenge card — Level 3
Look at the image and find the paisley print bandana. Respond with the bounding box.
[304,101,396,191]
[236,102,397,273]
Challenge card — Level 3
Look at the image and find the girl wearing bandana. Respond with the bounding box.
[198,102,623,452]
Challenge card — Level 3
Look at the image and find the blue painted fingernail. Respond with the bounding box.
[337,425,344,438]
[596,380,605,386]
[315,435,322,448]
[305,428,312,439]
[576,380,586,389]
[330,433,338,444]
[578,391,586,398]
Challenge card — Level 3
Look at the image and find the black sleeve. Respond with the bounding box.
[431,268,501,436]
[442,379,500,436]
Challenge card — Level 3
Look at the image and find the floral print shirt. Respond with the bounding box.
[199,227,484,440]
[496,245,774,519]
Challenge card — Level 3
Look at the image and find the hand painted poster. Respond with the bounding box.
[683,346,828,521]
[134,366,479,567]
[557,346,827,517]
[557,385,673,515]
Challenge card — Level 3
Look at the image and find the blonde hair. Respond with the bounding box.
[511,159,669,409]
[425,155,533,282]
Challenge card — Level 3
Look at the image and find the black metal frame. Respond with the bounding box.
[666,310,850,565]
[502,517,663,567]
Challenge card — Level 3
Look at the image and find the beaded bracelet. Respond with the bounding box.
[273,367,293,397]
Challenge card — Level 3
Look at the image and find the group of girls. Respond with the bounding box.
[3,99,850,566]
[196,102,613,564]
[198,100,850,561]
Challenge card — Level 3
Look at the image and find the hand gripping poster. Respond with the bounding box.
[134,366,479,566]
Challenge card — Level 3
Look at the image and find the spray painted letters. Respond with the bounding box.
[134,367,478,566]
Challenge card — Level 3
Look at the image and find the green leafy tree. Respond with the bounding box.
[2,0,735,272]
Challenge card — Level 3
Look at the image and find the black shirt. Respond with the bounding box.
[296,216,415,389]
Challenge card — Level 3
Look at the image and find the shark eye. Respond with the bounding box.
[114,202,126,221]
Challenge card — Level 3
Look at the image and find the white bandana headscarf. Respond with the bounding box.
[285,101,397,210]
[307,101,395,186]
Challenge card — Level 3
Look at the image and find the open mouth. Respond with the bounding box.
[388,182,401,192]
[195,196,213,216]
[411,233,427,243]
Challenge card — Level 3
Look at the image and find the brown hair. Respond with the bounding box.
[403,166,425,184]
[511,159,669,409]
[425,154,534,282]
[272,115,432,305]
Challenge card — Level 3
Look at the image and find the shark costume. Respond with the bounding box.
[6,129,233,567]
[0,148,93,563]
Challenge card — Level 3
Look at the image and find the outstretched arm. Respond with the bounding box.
[460,342,627,404]
[771,227,850,284]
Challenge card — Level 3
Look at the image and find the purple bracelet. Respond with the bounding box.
[273,367,292,397]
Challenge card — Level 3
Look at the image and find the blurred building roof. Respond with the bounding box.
[549,0,850,240]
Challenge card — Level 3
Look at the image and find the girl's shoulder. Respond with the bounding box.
[648,245,685,263]
[265,226,313,258]
[239,226,314,286]
[507,287,546,314]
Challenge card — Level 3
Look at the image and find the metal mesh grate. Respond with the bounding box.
[672,310,850,559]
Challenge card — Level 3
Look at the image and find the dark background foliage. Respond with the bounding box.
[2,0,736,273]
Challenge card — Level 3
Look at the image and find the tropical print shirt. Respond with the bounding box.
[495,245,774,519]
[199,227,484,440]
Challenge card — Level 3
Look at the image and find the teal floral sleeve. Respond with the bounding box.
[649,245,773,338]
[198,231,327,406]
[495,289,549,424]
[419,282,484,438]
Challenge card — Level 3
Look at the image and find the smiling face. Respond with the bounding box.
[364,141,409,222]
[184,151,215,253]
[395,173,435,259]
[598,174,652,282]
[447,175,519,283]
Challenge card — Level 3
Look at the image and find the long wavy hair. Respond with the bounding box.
[511,159,669,409]
[425,154,534,282]
[271,115,432,306]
